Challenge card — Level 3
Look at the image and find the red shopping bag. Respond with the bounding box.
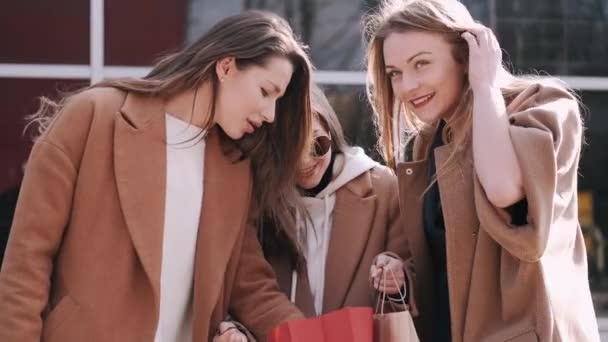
[268,307,373,342]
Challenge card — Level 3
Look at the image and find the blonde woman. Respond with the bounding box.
[364,0,599,341]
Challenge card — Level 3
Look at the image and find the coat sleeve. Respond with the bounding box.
[474,83,583,262]
[0,93,94,340]
[229,223,304,341]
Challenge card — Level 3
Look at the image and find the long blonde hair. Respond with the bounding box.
[364,0,575,172]
[28,10,313,250]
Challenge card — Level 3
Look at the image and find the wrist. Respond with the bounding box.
[472,84,500,97]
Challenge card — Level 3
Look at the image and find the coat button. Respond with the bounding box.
[405,168,413,175]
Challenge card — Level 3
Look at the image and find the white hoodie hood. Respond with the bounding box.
[294,146,378,315]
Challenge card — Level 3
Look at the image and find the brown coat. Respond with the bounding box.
[398,83,599,342]
[0,88,302,342]
[268,165,408,317]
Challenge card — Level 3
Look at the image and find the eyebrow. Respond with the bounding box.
[385,51,431,69]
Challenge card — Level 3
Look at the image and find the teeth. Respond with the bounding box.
[412,94,433,105]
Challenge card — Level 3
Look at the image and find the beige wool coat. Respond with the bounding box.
[268,165,409,317]
[0,87,302,342]
[398,83,600,341]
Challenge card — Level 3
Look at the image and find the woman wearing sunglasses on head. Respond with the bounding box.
[214,84,408,342]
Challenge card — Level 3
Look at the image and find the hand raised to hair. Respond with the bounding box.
[461,24,503,92]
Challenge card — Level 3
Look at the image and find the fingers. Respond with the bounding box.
[215,322,248,342]
[379,285,403,295]
[229,331,248,342]
[377,272,405,288]
[370,255,390,287]
[215,329,247,342]
[371,254,406,293]
[462,25,501,52]
[218,321,236,333]
[461,31,478,51]
[374,254,391,267]
[370,264,381,279]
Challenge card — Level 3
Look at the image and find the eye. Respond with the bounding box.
[387,70,401,79]
[414,60,429,69]
[261,88,269,97]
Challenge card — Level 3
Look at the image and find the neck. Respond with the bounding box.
[164,82,214,128]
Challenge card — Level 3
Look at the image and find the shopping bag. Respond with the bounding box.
[269,306,373,342]
[373,268,420,342]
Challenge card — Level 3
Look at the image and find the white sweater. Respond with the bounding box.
[153,114,205,342]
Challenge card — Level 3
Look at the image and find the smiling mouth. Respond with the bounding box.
[299,164,318,178]
[410,93,435,108]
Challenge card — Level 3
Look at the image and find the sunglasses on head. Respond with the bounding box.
[311,135,332,158]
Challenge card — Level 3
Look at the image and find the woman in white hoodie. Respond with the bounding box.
[215,84,409,341]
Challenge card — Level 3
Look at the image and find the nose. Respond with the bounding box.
[261,103,276,123]
[397,76,420,100]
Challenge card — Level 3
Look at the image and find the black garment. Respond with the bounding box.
[0,186,19,267]
[422,121,452,342]
[301,152,336,198]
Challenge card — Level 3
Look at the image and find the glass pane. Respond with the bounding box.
[187,0,370,71]
[0,2,89,64]
[105,0,188,66]
[495,0,608,76]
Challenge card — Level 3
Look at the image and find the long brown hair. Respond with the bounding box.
[310,83,349,153]
[259,83,351,268]
[364,0,576,173]
[29,10,313,250]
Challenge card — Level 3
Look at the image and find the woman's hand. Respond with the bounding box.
[461,24,502,91]
[370,254,405,295]
[213,321,248,342]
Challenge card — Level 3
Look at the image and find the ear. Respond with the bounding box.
[216,56,236,82]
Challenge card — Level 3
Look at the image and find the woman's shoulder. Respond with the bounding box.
[37,87,128,162]
[45,87,127,134]
[369,164,398,191]
[504,78,578,115]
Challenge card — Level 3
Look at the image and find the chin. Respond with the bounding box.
[414,111,441,124]
[220,127,244,140]
[304,179,323,190]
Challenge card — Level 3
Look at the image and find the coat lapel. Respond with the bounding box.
[394,124,436,339]
[323,172,376,312]
[114,92,167,307]
[268,255,317,317]
[434,142,478,337]
[192,128,252,338]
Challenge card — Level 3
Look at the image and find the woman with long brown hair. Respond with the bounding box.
[0,10,311,341]
[365,0,599,341]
